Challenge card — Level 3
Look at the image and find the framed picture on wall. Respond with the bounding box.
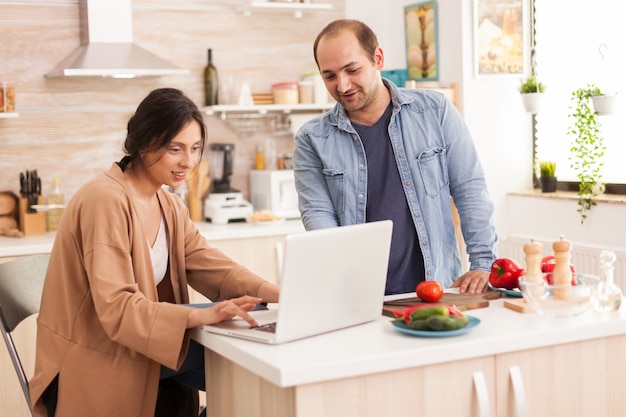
[474,0,527,77]
[404,1,439,82]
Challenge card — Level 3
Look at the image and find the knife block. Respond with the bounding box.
[18,196,46,235]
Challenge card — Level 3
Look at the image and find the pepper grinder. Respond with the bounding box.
[523,239,544,297]
[593,250,623,312]
[552,236,573,300]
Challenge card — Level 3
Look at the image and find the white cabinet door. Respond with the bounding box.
[496,334,626,417]
[206,350,497,417]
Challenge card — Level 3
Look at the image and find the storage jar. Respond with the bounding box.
[272,82,299,105]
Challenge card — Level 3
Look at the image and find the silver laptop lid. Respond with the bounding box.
[273,220,393,343]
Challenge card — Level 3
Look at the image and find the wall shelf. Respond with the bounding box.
[0,113,19,119]
[204,103,333,119]
[239,1,333,18]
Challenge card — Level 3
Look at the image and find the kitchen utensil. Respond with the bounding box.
[382,291,502,318]
[19,170,41,213]
[186,158,211,222]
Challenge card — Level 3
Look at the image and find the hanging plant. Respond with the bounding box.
[567,84,606,224]
[518,73,546,113]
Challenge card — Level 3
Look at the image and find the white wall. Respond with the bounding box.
[346,0,533,240]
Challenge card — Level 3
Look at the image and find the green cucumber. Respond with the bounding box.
[409,306,449,321]
[408,319,430,330]
[425,315,469,331]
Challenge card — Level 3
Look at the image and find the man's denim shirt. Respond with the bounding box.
[293,79,498,288]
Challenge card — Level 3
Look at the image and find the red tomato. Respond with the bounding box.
[541,255,576,285]
[416,281,444,303]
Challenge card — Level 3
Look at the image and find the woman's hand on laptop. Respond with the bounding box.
[187,295,263,328]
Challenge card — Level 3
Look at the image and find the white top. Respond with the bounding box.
[191,291,626,388]
[149,216,168,285]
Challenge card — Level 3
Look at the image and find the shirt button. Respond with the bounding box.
[358,194,364,199]
[405,181,411,186]
[422,241,428,246]
[427,270,432,275]
[359,163,364,169]
[398,153,404,158]
[414,212,419,217]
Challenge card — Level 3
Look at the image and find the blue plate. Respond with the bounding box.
[391,316,481,338]
[488,283,523,298]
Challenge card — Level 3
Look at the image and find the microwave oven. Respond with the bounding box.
[249,170,300,219]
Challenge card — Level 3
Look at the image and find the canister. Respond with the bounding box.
[271,82,299,105]
[301,72,329,104]
[298,81,314,104]
[0,81,15,112]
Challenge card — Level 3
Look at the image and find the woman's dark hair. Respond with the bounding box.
[313,19,379,67]
[120,88,207,171]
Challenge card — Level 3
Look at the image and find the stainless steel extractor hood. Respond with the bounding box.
[45,0,188,78]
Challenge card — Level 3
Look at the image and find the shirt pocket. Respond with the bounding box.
[416,147,449,197]
[322,168,345,215]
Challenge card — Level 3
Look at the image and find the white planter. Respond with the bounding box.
[520,93,543,114]
[591,94,618,116]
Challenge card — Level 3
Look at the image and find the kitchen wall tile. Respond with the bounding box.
[0,0,344,201]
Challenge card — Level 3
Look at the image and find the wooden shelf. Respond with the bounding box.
[0,112,19,118]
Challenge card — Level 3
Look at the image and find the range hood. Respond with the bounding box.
[45,0,188,78]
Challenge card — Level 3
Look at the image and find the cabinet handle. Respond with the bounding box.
[472,371,490,417]
[509,366,526,417]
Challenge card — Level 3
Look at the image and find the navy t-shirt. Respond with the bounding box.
[352,104,426,295]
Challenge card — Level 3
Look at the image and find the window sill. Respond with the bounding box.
[509,189,626,205]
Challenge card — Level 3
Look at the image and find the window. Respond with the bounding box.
[534,0,625,187]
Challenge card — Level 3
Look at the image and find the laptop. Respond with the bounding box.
[203,220,393,344]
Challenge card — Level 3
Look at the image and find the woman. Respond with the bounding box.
[29,88,280,417]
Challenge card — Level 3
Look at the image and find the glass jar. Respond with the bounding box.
[272,82,299,105]
[1,81,16,112]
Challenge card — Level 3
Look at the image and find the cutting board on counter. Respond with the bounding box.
[382,291,502,318]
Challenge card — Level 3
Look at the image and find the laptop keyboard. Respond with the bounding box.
[254,322,277,333]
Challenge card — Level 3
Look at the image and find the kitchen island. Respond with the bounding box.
[192,294,626,417]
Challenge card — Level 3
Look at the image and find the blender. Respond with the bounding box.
[203,143,253,224]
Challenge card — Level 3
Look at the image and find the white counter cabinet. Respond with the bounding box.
[192,299,626,417]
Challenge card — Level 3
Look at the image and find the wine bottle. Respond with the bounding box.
[204,49,219,106]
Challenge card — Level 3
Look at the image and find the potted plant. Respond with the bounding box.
[538,160,557,193]
[590,88,618,116]
[567,84,607,224]
[519,73,546,114]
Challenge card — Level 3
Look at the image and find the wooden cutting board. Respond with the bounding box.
[382,291,502,318]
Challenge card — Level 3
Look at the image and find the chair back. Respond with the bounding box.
[0,254,50,415]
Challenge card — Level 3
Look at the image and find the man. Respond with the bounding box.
[294,19,498,295]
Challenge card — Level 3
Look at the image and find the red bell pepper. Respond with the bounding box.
[392,304,431,324]
[447,304,464,317]
[541,255,577,285]
[489,257,525,290]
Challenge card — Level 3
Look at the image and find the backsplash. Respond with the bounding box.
[0,0,344,202]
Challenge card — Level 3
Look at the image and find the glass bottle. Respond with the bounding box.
[255,145,265,170]
[46,179,65,231]
[204,49,219,106]
[593,250,623,312]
